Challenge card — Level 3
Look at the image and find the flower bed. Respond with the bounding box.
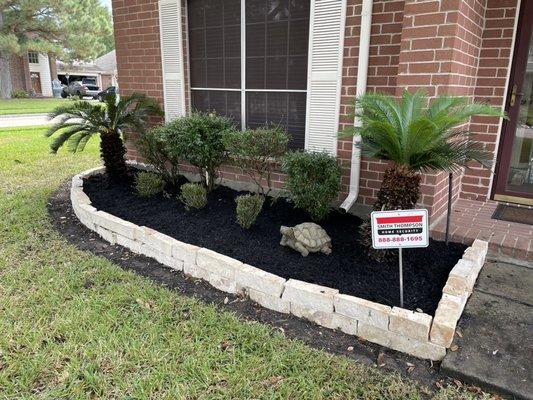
[71,166,488,361]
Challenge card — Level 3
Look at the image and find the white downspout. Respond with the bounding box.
[340,0,373,211]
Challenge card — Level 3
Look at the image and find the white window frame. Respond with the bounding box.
[28,52,39,64]
[189,0,310,138]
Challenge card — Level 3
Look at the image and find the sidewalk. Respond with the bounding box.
[0,113,52,128]
[441,260,533,399]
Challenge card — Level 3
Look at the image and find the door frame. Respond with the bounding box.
[30,72,42,95]
[492,0,533,205]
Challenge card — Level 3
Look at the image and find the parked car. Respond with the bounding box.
[61,81,100,99]
[82,77,97,86]
[96,86,117,102]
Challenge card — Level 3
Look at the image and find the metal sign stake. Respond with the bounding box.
[399,247,404,308]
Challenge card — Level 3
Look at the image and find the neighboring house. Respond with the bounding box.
[112,0,533,220]
[57,50,118,89]
[9,51,53,97]
[8,49,117,97]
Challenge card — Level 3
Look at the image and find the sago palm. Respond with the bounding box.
[46,93,163,181]
[343,89,504,258]
[344,89,504,211]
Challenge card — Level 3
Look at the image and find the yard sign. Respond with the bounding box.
[370,209,429,307]
[370,209,429,249]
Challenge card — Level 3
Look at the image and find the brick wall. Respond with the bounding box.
[9,54,31,93]
[112,0,517,219]
[461,0,519,201]
[338,0,405,205]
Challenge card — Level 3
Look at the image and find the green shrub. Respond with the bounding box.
[282,151,341,221]
[223,126,289,195]
[11,89,29,98]
[235,194,264,229]
[135,171,165,197]
[136,125,181,185]
[180,183,207,210]
[165,112,234,192]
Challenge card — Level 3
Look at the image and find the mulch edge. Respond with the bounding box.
[47,178,458,391]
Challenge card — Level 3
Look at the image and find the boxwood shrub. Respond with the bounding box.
[282,151,341,221]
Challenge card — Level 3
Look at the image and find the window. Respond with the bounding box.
[188,0,310,148]
[28,52,39,64]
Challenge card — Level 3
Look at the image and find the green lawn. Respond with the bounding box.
[0,98,71,115]
[0,126,492,399]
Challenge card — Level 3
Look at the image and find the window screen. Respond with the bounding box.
[188,0,310,148]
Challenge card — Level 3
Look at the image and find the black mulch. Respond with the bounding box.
[49,181,455,391]
[84,171,466,315]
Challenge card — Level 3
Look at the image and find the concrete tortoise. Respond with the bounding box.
[280,222,332,257]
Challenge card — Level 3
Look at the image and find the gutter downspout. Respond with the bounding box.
[340,0,373,211]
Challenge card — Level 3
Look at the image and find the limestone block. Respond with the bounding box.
[96,226,116,245]
[197,248,243,280]
[334,294,391,330]
[248,288,290,314]
[208,273,237,294]
[389,307,432,342]
[462,246,485,271]
[282,279,338,313]
[93,211,139,240]
[140,244,183,271]
[329,313,358,335]
[183,261,209,280]
[358,323,446,361]
[116,235,143,254]
[447,259,477,293]
[430,293,466,347]
[290,303,334,327]
[141,226,173,256]
[171,240,199,270]
[70,189,91,209]
[236,264,286,297]
[471,239,489,254]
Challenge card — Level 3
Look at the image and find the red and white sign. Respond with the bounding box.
[370,209,429,249]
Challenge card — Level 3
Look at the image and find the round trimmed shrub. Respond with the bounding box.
[282,151,341,221]
[135,171,164,197]
[165,112,234,192]
[180,183,207,211]
[235,194,265,229]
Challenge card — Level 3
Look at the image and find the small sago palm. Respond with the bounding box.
[46,93,163,181]
[344,89,504,211]
[343,89,504,258]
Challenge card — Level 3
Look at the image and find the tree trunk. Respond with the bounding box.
[373,165,421,212]
[0,12,13,99]
[100,130,128,181]
[360,165,421,262]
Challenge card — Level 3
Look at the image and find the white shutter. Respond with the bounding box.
[159,0,186,121]
[305,0,346,154]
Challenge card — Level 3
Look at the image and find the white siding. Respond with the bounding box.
[29,53,53,97]
[159,0,186,121]
[305,0,347,154]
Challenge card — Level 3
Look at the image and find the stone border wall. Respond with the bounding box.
[71,167,488,361]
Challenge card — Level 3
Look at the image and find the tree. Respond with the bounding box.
[45,93,163,181]
[342,90,504,258]
[0,0,113,98]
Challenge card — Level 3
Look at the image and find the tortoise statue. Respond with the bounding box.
[280,222,332,257]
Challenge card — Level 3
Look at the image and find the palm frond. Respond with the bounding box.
[342,89,505,173]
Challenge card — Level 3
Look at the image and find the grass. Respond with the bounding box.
[0,98,71,115]
[0,126,495,399]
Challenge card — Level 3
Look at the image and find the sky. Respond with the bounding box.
[100,0,111,9]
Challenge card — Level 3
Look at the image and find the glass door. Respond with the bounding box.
[494,0,533,205]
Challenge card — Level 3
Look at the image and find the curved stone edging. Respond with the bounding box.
[71,166,488,361]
